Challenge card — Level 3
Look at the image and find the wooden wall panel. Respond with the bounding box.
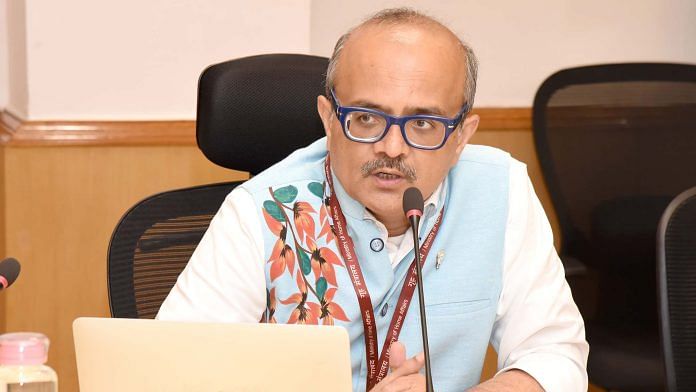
[3,146,246,392]
[0,147,5,333]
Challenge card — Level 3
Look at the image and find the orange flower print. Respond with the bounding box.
[295,267,307,293]
[320,288,350,325]
[263,208,284,237]
[280,272,321,324]
[265,209,295,281]
[306,237,343,286]
[318,199,335,243]
[268,235,295,281]
[293,201,316,243]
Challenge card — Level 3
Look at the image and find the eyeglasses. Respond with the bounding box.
[330,89,469,150]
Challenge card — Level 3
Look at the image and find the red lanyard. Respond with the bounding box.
[324,157,443,391]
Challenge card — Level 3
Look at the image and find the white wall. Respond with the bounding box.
[310,0,696,107]
[9,0,311,120]
[3,0,30,119]
[2,1,695,120]
[0,0,8,111]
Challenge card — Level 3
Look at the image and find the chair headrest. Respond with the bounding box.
[196,54,329,174]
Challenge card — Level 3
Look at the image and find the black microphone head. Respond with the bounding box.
[403,187,424,218]
[0,258,21,289]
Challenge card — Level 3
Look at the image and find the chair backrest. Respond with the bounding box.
[197,53,328,173]
[658,186,696,392]
[532,63,696,325]
[108,54,329,318]
[108,182,239,318]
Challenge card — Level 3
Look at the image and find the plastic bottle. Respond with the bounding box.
[0,333,57,391]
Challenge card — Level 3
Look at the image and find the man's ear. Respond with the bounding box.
[317,95,335,144]
[454,113,479,155]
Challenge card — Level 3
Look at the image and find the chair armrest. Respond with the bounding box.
[561,256,587,277]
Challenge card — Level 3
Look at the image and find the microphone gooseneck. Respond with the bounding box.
[0,257,21,290]
[402,187,434,392]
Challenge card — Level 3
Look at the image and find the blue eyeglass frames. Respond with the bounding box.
[330,89,469,150]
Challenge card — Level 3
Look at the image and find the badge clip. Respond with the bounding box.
[435,250,445,270]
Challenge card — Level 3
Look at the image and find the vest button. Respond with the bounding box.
[370,238,384,252]
[380,303,389,317]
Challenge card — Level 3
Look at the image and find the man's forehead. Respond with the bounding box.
[363,24,429,45]
[334,23,467,109]
[338,23,465,84]
[347,22,459,52]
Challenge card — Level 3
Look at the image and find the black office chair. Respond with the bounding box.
[532,63,696,391]
[108,54,328,318]
[658,186,696,392]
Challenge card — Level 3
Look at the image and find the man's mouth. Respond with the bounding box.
[373,171,403,180]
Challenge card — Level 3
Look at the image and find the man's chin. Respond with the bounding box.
[363,196,402,219]
[348,179,410,216]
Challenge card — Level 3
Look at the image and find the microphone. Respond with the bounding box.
[402,187,434,392]
[0,257,21,290]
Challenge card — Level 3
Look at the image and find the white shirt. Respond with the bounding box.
[157,158,589,391]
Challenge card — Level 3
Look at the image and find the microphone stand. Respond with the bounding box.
[409,215,434,392]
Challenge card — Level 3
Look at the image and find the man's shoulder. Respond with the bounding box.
[240,137,328,194]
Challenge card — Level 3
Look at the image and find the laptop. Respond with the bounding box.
[73,317,353,391]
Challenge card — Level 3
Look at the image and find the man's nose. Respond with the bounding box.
[373,124,409,158]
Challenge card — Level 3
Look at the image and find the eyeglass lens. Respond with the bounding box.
[344,111,446,148]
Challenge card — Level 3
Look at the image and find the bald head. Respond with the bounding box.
[316,9,482,236]
[325,8,478,109]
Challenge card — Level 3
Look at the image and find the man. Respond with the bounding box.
[158,8,588,392]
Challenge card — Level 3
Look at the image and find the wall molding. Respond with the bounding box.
[0,110,196,146]
[1,108,531,147]
[475,108,532,131]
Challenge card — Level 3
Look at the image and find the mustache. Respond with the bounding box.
[360,157,417,182]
